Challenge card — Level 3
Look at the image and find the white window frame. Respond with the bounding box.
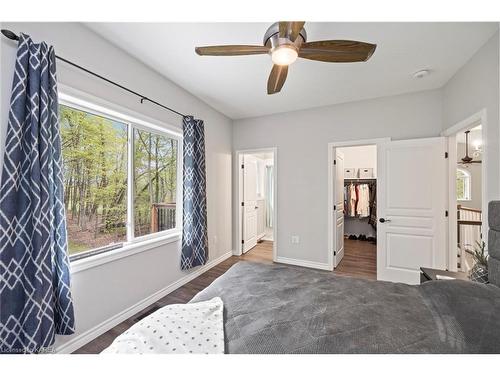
[456,167,471,201]
[59,88,183,272]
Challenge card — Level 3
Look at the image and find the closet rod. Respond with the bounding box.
[1,29,187,119]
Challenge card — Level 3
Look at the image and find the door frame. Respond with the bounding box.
[441,108,488,271]
[234,147,278,262]
[327,138,391,271]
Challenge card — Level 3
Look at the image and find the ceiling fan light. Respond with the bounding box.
[271,45,298,66]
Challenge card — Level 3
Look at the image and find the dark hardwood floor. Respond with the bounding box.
[335,238,377,280]
[74,238,375,354]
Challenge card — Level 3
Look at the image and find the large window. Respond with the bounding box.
[456,168,471,201]
[134,129,178,237]
[59,101,180,261]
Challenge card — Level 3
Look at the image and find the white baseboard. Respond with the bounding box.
[56,250,233,354]
[275,256,332,271]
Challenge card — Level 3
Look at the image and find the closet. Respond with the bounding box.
[344,178,377,241]
[334,144,378,273]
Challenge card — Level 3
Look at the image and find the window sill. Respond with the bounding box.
[70,231,181,274]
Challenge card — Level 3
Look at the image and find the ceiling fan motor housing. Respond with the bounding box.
[263,22,307,49]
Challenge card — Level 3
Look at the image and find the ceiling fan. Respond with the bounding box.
[195,21,377,95]
[458,130,482,164]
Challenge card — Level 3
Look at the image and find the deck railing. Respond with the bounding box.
[151,203,176,232]
[457,205,482,271]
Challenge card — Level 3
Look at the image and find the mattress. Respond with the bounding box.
[190,261,500,353]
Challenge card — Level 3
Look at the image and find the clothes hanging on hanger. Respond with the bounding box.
[368,183,377,230]
[348,183,357,217]
[357,184,370,218]
[344,181,376,219]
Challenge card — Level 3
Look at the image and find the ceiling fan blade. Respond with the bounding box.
[299,40,377,63]
[279,22,288,38]
[267,64,288,95]
[458,160,482,164]
[195,45,270,56]
[278,21,305,41]
[289,21,305,42]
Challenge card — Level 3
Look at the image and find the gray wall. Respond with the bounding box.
[0,22,233,351]
[443,31,499,206]
[233,89,444,265]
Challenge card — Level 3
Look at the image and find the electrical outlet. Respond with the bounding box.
[291,236,300,244]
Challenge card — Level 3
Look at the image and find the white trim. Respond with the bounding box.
[234,148,278,262]
[58,84,182,137]
[440,109,485,137]
[275,256,331,271]
[70,231,181,274]
[327,137,390,271]
[57,250,233,354]
[442,109,488,271]
[327,137,391,148]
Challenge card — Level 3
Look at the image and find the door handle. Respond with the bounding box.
[255,206,258,209]
[379,218,391,223]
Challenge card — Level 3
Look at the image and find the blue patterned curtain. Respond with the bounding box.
[0,34,75,353]
[181,116,208,270]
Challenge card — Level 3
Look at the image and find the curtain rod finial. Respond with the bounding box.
[1,29,19,41]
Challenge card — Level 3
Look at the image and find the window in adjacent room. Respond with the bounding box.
[456,168,471,201]
[59,102,181,261]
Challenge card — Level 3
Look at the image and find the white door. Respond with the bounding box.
[377,137,447,284]
[334,150,345,267]
[243,155,258,253]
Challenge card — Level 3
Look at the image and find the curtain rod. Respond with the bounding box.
[1,29,187,118]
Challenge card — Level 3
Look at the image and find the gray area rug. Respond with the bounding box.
[191,261,500,353]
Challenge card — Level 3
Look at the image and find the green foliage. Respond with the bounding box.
[133,129,177,236]
[59,105,178,254]
[472,241,489,269]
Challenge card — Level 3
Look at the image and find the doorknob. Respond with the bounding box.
[255,206,258,209]
[379,218,391,223]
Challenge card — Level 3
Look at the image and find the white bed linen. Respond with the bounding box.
[102,297,224,354]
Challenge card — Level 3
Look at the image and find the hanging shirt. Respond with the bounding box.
[357,184,370,218]
[348,184,357,217]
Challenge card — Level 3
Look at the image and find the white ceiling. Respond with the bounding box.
[86,22,498,119]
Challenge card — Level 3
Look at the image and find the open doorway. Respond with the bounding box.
[236,148,277,263]
[446,117,485,274]
[329,143,378,280]
[330,137,446,284]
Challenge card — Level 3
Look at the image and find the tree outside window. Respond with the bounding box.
[59,104,179,259]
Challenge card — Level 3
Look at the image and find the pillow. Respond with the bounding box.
[102,297,224,354]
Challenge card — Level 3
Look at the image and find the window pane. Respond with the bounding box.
[134,129,178,237]
[456,176,465,200]
[60,105,128,256]
[456,169,471,201]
